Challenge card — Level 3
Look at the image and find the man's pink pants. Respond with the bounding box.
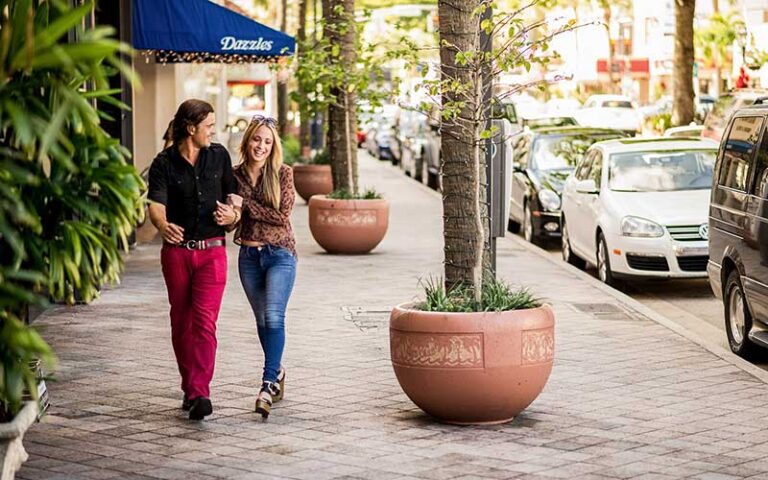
[160,243,227,400]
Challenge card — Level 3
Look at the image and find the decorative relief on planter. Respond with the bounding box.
[521,328,554,365]
[317,209,378,226]
[390,330,484,368]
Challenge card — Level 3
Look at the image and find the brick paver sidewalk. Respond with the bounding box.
[17,152,768,480]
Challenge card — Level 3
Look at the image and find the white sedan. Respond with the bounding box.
[560,137,718,286]
[575,94,643,135]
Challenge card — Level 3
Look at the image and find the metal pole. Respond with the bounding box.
[480,2,495,275]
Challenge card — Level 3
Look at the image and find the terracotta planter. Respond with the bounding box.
[0,402,38,479]
[308,196,389,254]
[292,164,333,202]
[389,304,554,425]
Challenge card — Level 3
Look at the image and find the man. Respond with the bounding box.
[147,99,241,420]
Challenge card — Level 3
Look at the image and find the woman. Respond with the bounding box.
[232,115,297,419]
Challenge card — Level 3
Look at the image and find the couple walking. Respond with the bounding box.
[147,99,296,420]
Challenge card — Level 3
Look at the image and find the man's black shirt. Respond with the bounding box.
[147,143,238,241]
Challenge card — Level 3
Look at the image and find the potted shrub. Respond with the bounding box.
[390,280,553,425]
[385,0,583,423]
[0,1,141,474]
[308,188,389,254]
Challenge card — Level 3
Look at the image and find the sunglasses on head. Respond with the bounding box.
[251,115,278,127]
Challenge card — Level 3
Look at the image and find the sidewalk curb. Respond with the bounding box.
[503,229,768,384]
[396,157,768,384]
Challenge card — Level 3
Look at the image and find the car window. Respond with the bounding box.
[530,132,622,171]
[609,149,716,192]
[589,151,603,187]
[575,150,595,181]
[751,123,768,198]
[601,100,633,109]
[719,116,764,191]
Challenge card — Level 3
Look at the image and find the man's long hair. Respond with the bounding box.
[171,99,214,145]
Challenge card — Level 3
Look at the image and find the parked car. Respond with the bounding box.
[507,127,629,244]
[707,101,768,357]
[560,137,719,287]
[663,124,704,138]
[363,120,396,160]
[575,94,643,135]
[703,89,768,142]
[396,109,430,181]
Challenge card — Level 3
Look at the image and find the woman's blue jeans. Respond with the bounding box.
[238,245,297,383]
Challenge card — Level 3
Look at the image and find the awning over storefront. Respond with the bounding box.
[132,0,295,63]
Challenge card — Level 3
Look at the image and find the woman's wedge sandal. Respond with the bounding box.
[274,368,285,403]
[255,381,281,419]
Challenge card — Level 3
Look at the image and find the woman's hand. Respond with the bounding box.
[214,201,237,226]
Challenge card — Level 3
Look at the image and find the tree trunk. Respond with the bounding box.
[325,0,357,193]
[711,0,720,97]
[672,0,695,126]
[439,0,484,296]
[277,0,289,137]
[297,0,311,158]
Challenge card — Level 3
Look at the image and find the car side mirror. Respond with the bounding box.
[429,122,439,132]
[575,179,599,194]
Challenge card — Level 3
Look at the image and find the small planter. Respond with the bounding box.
[308,196,389,254]
[292,164,333,203]
[0,402,38,479]
[389,303,554,425]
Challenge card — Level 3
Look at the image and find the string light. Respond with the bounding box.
[139,49,293,64]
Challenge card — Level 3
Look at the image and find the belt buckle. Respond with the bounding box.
[184,240,199,250]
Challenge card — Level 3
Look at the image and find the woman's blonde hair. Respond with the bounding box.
[239,119,283,209]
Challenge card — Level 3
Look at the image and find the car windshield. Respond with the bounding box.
[525,117,578,129]
[609,149,716,192]
[601,100,633,108]
[530,133,623,170]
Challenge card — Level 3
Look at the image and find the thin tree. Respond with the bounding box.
[672,0,696,126]
[297,0,311,158]
[277,0,289,136]
[324,0,358,193]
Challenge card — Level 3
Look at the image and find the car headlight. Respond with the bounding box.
[621,216,664,237]
[538,189,561,212]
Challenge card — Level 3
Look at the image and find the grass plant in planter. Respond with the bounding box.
[308,188,389,254]
[390,278,553,425]
[292,149,334,203]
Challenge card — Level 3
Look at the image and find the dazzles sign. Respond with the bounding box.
[220,36,274,51]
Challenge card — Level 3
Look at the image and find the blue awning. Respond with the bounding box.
[132,0,295,63]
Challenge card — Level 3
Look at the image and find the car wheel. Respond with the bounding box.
[596,232,620,288]
[724,270,758,358]
[561,217,586,269]
[523,203,537,244]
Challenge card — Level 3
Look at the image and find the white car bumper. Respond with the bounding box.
[605,232,708,279]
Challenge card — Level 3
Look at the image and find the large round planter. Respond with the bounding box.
[308,196,389,254]
[0,402,38,479]
[292,164,333,203]
[389,304,554,425]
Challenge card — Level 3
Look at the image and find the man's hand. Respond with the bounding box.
[160,222,185,244]
[214,201,237,226]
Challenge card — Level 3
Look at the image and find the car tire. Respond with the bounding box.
[724,270,758,359]
[561,217,586,269]
[596,232,621,288]
[523,203,538,245]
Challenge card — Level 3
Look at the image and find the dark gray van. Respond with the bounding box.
[708,98,768,357]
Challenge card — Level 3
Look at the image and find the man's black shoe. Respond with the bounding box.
[188,397,212,420]
[181,394,191,411]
